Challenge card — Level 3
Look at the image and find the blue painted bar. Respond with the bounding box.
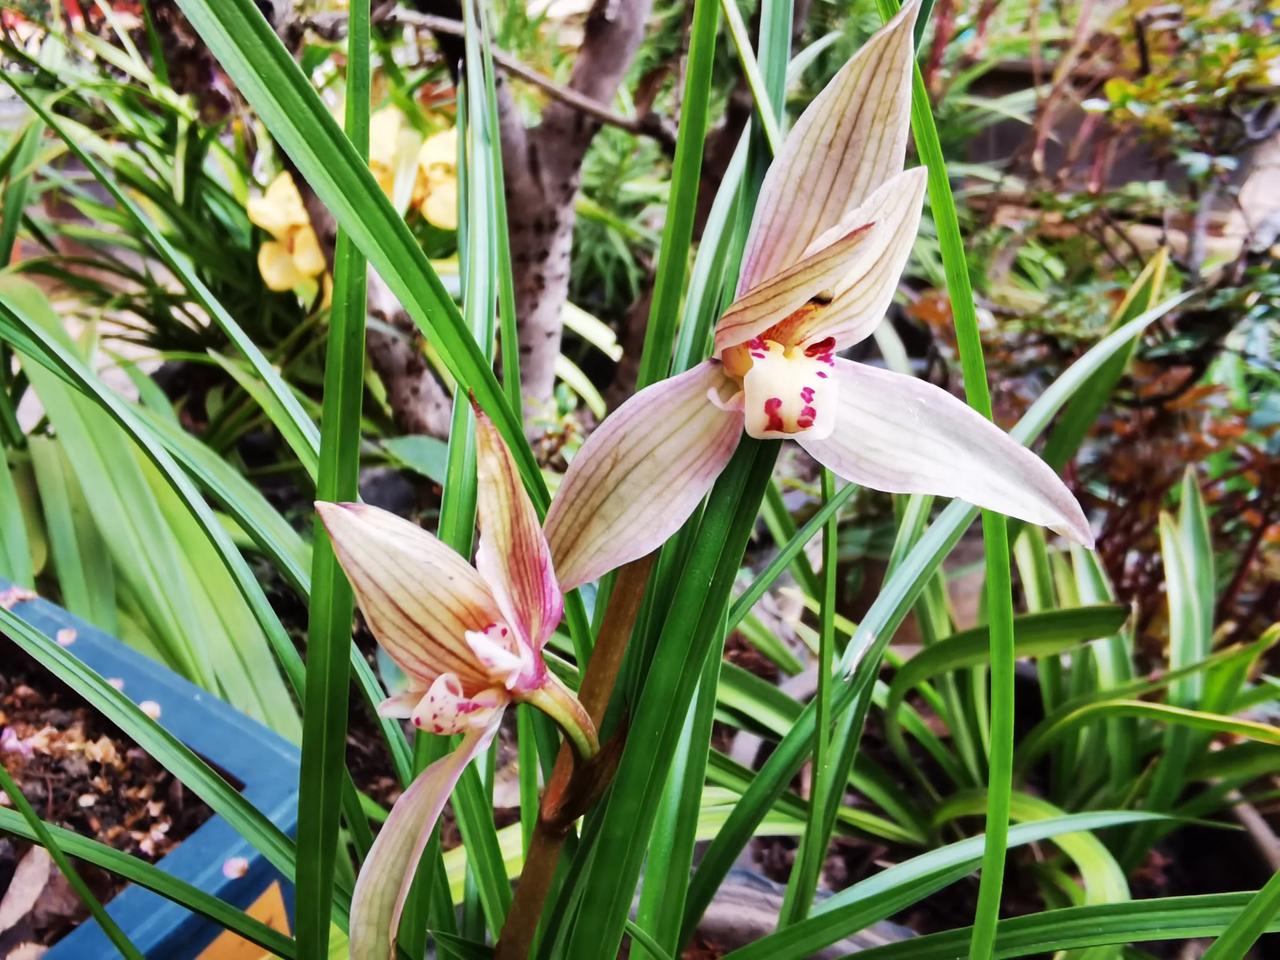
[0,582,299,957]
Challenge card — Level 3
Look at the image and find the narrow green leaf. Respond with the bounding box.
[0,606,301,890]
[0,119,43,265]
[0,807,295,957]
[1201,866,1280,960]
[842,894,1280,960]
[635,0,719,389]
[868,4,1013,950]
[0,76,321,467]
[1040,250,1168,472]
[779,470,840,923]
[0,442,34,586]
[561,441,780,959]
[28,435,117,631]
[297,0,371,953]
[728,482,858,632]
[721,811,1163,960]
[884,605,1128,766]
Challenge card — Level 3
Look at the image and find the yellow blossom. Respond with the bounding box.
[413,127,459,231]
[246,172,326,292]
[368,108,423,209]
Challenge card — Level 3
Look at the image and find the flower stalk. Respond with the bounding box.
[495,554,656,960]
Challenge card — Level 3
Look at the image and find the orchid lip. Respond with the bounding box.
[722,336,839,441]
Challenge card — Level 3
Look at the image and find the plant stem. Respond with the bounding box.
[495,555,656,960]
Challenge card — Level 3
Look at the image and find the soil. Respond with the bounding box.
[0,643,213,954]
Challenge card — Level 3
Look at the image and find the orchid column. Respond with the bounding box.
[318,411,596,960]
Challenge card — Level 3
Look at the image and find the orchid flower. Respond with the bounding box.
[368,107,426,213]
[544,0,1091,591]
[246,171,326,293]
[412,126,460,230]
[317,411,596,959]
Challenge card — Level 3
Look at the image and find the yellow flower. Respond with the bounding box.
[413,127,458,231]
[247,172,326,292]
[369,107,423,207]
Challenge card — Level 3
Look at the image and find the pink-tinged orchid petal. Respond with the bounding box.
[408,674,509,735]
[772,167,928,351]
[375,690,421,718]
[465,623,534,690]
[316,502,501,688]
[348,711,503,960]
[713,223,877,355]
[737,0,920,293]
[474,410,563,655]
[798,360,1094,545]
[545,360,745,591]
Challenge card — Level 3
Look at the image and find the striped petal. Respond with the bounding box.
[713,223,877,355]
[545,360,745,591]
[770,167,928,351]
[348,709,503,960]
[474,410,563,655]
[737,0,919,294]
[316,501,500,688]
[798,360,1093,545]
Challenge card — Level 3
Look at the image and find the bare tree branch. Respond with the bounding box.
[296,8,675,148]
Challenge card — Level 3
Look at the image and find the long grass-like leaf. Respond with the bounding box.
[0,604,300,886]
[778,470,840,923]
[296,1,371,953]
[635,0,719,389]
[869,4,1017,948]
[0,807,296,957]
[1201,866,1280,960]
[721,811,1163,960]
[839,894,1280,960]
[0,77,320,467]
[558,441,780,959]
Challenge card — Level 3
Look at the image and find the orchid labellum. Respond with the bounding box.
[545,0,1091,591]
[317,412,596,959]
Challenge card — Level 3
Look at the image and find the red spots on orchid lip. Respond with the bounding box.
[764,396,785,433]
[804,337,835,367]
[797,403,818,430]
[816,371,829,379]
[800,386,815,403]
[413,717,422,726]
